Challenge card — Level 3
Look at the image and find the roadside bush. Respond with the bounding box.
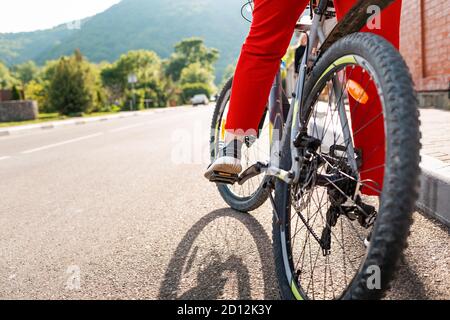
[122,89,146,111]
[25,80,49,111]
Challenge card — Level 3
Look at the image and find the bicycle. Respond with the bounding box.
[209,0,421,300]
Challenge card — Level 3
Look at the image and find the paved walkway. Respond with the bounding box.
[420,108,450,163]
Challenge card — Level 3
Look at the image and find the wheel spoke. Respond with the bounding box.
[286,63,383,300]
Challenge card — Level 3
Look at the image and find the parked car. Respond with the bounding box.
[210,94,218,102]
[191,94,209,106]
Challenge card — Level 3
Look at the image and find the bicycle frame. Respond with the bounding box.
[262,0,395,185]
[265,0,329,185]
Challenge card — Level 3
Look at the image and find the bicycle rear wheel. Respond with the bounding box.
[209,77,270,212]
[273,33,421,300]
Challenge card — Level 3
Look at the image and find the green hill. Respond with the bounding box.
[0,0,250,81]
[0,26,74,65]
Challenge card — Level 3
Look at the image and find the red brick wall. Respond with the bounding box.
[0,90,12,102]
[400,0,450,92]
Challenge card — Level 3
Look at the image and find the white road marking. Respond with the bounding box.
[21,133,103,154]
[0,156,11,161]
[109,112,192,134]
[109,123,146,133]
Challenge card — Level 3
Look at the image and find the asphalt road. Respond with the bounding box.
[0,105,448,300]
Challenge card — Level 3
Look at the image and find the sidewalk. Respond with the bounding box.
[421,109,450,163]
[417,108,450,226]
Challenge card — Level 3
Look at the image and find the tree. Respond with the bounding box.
[101,50,166,108]
[41,60,59,82]
[180,63,214,86]
[165,37,219,82]
[12,61,39,87]
[22,59,60,112]
[102,50,161,93]
[179,62,216,103]
[48,51,100,115]
[11,85,22,100]
[0,61,16,89]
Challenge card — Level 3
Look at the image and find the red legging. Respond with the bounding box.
[226,0,402,195]
[226,0,402,131]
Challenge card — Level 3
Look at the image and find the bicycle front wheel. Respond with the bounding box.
[273,33,421,300]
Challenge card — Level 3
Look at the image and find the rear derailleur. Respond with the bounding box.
[320,194,377,256]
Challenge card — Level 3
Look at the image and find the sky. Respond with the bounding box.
[0,0,121,33]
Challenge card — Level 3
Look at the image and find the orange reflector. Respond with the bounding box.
[220,119,226,141]
[346,79,369,104]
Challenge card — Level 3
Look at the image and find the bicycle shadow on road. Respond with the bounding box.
[158,208,278,300]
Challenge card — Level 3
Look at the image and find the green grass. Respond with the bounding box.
[0,111,121,128]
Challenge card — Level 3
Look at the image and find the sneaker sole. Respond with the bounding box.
[204,163,242,180]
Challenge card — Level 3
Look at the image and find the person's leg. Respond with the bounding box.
[205,0,308,180]
[334,0,402,195]
[227,0,401,135]
[225,0,309,134]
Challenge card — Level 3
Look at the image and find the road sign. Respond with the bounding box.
[128,74,138,84]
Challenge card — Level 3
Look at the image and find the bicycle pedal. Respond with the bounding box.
[209,171,239,185]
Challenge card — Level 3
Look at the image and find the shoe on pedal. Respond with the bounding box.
[205,139,243,184]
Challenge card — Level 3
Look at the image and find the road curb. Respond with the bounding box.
[0,107,188,136]
[417,155,450,227]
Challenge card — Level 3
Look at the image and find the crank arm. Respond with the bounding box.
[238,162,294,185]
[238,161,268,185]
